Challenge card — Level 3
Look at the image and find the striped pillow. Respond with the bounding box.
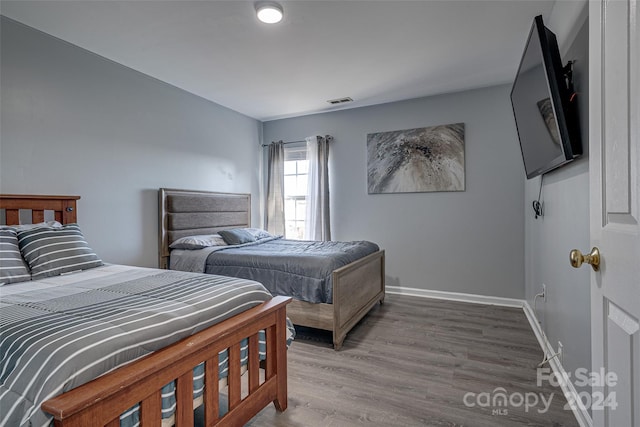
[0,228,31,285]
[17,224,103,279]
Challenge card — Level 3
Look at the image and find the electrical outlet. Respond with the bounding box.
[557,341,564,364]
[542,284,547,301]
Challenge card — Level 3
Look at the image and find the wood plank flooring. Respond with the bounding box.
[247,294,580,427]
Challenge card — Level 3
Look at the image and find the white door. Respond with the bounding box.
[588,0,640,426]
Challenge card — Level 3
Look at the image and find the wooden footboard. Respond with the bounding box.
[286,250,385,350]
[41,296,291,427]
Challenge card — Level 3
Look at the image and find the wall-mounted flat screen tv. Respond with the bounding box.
[511,15,581,179]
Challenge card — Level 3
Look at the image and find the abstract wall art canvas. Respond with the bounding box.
[367,123,465,194]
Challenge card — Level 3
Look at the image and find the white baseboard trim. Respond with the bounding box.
[385,286,525,308]
[522,301,593,427]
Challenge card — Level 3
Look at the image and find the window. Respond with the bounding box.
[283,146,308,239]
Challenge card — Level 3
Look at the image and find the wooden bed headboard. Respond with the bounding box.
[0,194,80,225]
[158,188,251,269]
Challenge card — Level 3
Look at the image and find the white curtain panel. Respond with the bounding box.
[266,141,285,236]
[304,135,332,241]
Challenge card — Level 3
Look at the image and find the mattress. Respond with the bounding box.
[171,237,379,303]
[0,264,292,427]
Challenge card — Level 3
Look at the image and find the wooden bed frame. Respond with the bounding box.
[158,188,385,350]
[0,194,291,427]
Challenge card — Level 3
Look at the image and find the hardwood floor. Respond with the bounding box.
[248,294,580,427]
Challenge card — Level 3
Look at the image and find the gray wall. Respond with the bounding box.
[0,16,263,267]
[264,85,525,298]
[525,5,591,394]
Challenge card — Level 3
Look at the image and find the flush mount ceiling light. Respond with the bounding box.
[256,2,283,24]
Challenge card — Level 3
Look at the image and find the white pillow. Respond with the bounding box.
[170,234,228,250]
[11,221,64,230]
[245,228,274,239]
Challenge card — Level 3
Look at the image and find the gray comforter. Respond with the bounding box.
[171,238,380,304]
[0,264,288,427]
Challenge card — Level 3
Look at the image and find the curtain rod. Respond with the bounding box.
[261,136,333,147]
[261,139,306,147]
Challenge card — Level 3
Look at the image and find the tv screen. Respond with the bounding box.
[511,15,581,179]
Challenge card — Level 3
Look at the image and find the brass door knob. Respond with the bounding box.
[570,247,600,271]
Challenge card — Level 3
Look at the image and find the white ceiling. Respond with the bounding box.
[2,0,565,121]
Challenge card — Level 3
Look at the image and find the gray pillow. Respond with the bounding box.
[17,224,103,279]
[218,229,256,245]
[170,234,228,250]
[0,228,31,285]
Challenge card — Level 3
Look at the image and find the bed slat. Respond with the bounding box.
[176,372,194,426]
[140,390,162,426]
[248,334,260,393]
[265,325,276,381]
[31,209,45,223]
[5,209,19,225]
[204,356,220,424]
[228,342,242,409]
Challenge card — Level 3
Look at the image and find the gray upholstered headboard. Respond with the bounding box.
[158,188,250,268]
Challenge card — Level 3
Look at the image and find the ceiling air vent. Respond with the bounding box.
[327,97,354,105]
